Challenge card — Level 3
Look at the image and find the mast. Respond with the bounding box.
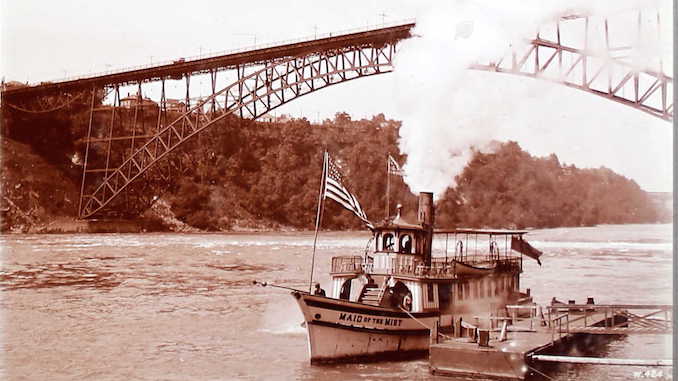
[309,151,328,292]
[386,153,390,219]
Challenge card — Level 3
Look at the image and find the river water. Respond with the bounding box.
[0,224,672,380]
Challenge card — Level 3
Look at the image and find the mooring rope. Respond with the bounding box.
[398,306,456,340]
[527,364,556,381]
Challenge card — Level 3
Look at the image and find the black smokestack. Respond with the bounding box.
[418,192,434,265]
[417,192,434,226]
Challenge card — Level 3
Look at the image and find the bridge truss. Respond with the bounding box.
[76,43,399,218]
[472,12,672,121]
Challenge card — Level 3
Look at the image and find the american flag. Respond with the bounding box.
[322,152,374,230]
[388,154,404,176]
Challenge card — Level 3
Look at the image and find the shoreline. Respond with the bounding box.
[0,216,371,235]
[1,218,669,235]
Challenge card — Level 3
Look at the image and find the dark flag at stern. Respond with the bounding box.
[511,236,543,265]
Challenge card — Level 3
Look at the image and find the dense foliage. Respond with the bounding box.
[163,112,416,230]
[1,98,666,231]
[160,115,662,230]
[436,141,660,229]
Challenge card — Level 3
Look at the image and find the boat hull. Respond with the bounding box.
[292,292,438,363]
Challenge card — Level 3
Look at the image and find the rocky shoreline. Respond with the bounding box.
[2,199,301,234]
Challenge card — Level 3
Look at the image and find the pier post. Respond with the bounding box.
[431,321,439,345]
[478,329,490,347]
[566,314,570,334]
[499,320,508,342]
[605,308,608,327]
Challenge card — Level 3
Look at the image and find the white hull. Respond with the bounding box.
[293,292,438,363]
[306,321,430,362]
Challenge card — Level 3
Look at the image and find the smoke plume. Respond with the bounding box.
[393,0,671,196]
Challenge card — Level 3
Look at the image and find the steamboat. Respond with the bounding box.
[293,189,543,363]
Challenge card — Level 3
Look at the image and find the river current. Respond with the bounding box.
[0,224,672,380]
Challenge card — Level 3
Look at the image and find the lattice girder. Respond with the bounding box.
[79,44,395,218]
[471,13,672,121]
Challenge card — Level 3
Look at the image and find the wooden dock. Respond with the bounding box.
[429,304,672,380]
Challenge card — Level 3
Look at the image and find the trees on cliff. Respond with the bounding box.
[436,141,659,229]
[164,115,660,230]
[1,102,662,230]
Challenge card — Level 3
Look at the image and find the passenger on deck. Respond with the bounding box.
[313,283,326,296]
[402,293,412,311]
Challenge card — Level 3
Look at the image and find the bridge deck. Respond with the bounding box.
[2,21,415,99]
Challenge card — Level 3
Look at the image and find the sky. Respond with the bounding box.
[1,0,673,193]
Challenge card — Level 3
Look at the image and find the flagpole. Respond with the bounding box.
[386,153,390,219]
[309,151,327,293]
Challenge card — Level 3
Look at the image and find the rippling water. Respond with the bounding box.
[0,224,672,380]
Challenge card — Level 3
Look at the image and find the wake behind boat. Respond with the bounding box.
[288,152,544,363]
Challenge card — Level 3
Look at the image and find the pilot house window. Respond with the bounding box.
[383,233,395,251]
[399,234,413,254]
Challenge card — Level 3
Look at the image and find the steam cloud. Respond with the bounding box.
[393,0,670,196]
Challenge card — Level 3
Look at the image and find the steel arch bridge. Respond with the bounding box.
[471,13,672,121]
[0,11,671,219]
[78,44,398,218]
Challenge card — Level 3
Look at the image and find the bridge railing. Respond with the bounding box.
[44,18,416,86]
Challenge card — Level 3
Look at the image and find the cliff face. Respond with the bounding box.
[1,138,80,232]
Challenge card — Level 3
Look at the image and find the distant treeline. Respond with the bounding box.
[2,101,666,231]
[436,141,662,229]
[146,113,664,230]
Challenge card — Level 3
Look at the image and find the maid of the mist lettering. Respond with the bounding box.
[338,313,403,327]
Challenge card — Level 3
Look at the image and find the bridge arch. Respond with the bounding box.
[79,44,396,218]
[470,14,672,121]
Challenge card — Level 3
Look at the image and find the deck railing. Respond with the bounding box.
[330,256,364,274]
[546,304,673,338]
[330,255,522,277]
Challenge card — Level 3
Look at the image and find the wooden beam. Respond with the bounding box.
[531,354,672,367]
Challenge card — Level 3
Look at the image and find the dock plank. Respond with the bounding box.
[429,310,649,380]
